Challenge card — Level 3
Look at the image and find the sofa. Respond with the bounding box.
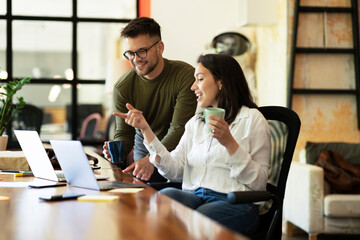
[283,141,360,240]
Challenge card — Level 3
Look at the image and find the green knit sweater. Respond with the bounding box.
[113,58,197,159]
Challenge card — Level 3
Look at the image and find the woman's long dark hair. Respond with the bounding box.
[197,54,257,124]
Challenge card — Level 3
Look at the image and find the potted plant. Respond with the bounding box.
[0,77,31,150]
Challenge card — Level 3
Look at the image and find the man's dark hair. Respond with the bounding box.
[121,17,161,40]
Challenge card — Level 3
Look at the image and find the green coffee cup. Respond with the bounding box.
[203,107,225,132]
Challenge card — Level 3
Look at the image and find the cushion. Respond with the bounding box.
[324,217,360,234]
[268,120,288,185]
[324,194,360,217]
[305,142,360,165]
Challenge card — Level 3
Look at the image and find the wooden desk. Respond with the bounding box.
[0,155,248,240]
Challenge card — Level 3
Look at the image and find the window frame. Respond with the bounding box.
[0,0,138,141]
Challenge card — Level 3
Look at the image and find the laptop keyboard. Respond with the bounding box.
[54,170,109,181]
[98,181,147,191]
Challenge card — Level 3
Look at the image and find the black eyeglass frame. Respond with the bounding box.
[123,41,160,60]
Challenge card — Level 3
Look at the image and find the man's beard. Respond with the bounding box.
[133,57,158,77]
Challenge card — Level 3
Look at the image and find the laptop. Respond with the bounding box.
[14,130,108,182]
[50,140,147,191]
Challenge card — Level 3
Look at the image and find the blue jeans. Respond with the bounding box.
[160,187,259,235]
[134,131,166,182]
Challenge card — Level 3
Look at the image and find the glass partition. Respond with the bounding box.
[0,0,5,15]
[12,21,72,79]
[12,0,72,17]
[3,0,137,146]
[78,22,127,80]
[77,84,107,140]
[0,21,6,77]
[78,0,136,19]
[13,84,72,141]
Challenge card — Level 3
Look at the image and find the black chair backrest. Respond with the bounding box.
[258,106,301,240]
[260,106,300,199]
[6,104,43,148]
[66,104,103,134]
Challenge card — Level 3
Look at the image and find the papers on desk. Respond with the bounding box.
[0,182,30,187]
[0,178,61,188]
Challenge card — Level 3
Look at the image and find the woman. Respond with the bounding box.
[115,54,270,235]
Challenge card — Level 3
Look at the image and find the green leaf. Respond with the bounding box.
[0,77,31,135]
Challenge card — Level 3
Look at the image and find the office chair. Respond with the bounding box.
[148,106,300,239]
[79,113,102,139]
[66,104,103,135]
[6,104,43,149]
[103,114,116,141]
[228,106,301,240]
[92,114,116,156]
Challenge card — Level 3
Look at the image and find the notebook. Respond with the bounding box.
[50,140,147,191]
[14,130,108,182]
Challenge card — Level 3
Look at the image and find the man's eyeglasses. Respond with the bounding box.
[123,41,160,61]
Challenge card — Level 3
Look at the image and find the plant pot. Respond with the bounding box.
[0,135,8,151]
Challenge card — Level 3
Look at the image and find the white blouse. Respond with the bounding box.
[145,106,271,194]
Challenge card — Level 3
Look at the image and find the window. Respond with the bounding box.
[12,0,72,17]
[12,20,72,79]
[1,0,137,144]
[0,20,6,75]
[77,0,136,19]
[0,0,5,15]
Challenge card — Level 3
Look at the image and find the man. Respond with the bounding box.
[103,17,197,182]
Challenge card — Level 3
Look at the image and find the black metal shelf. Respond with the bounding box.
[298,6,352,13]
[295,48,355,54]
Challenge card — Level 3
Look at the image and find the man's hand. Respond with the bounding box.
[102,141,112,162]
[113,103,150,131]
[123,155,154,181]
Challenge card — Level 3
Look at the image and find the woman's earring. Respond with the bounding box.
[219,86,222,90]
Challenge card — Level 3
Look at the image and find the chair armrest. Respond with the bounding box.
[284,161,324,234]
[228,190,281,240]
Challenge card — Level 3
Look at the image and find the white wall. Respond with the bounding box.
[151,0,288,106]
[152,0,240,66]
